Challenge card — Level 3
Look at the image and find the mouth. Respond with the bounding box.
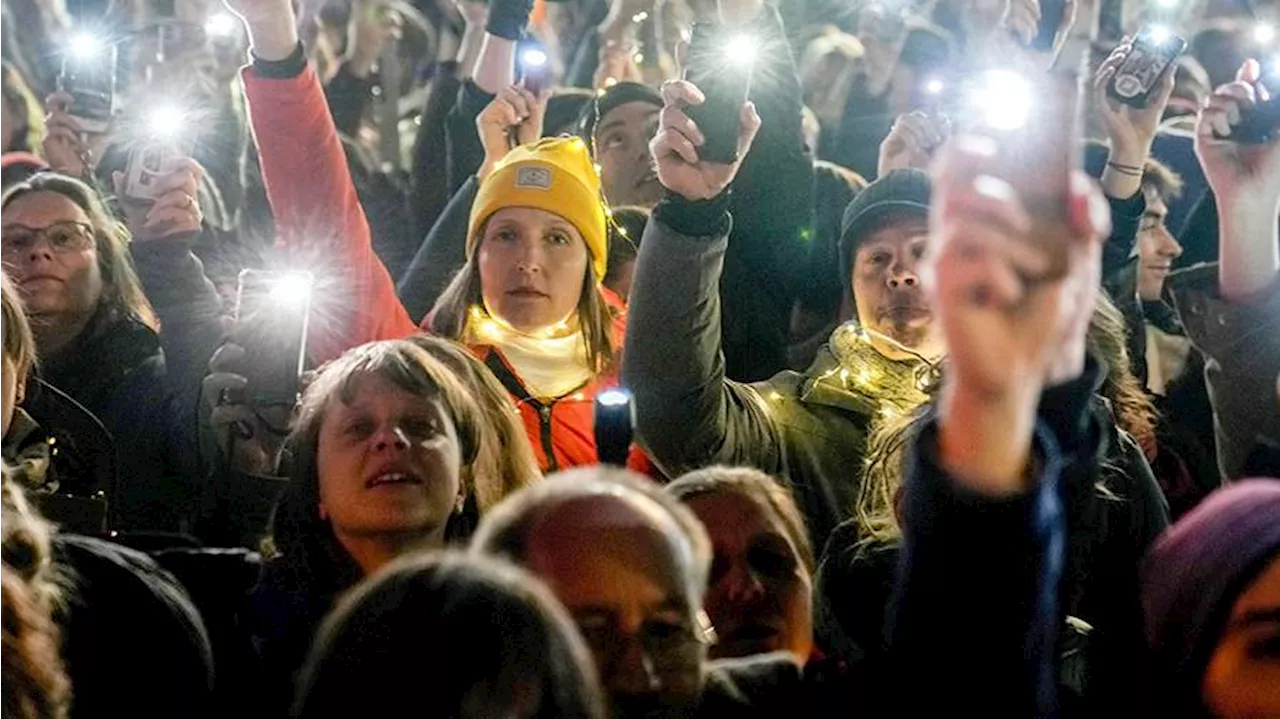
[883,305,931,320]
[365,471,424,489]
[507,288,550,299]
[21,275,63,285]
[714,624,781,657]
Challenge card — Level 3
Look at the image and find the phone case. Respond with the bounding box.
[682,24,752,165]
[234,270,312,406]
[123,141,187,202]
[58,48,117,134]
[1109,32,1186,108]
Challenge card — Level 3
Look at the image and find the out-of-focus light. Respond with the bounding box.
[970,69,1032,131]
[1147,24,1172,44]
[521,47,548,68]
[631,10,648,23]
[1155,0,1179,8]
[68,32,102,61]
[1255,23,1275,44]
[924,77,945,95]
[205,12,238,38]
[725,34,757,68]
[268,273,313,306]
[147,105,186,140]
[597,388,632,407]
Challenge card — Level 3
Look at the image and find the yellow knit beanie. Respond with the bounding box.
[467,137,609,282]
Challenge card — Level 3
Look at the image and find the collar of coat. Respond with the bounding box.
[798,322,933,419]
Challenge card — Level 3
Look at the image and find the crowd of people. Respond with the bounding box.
[1,0,1278,714]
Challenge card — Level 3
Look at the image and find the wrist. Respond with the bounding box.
[937,379,1040,495]
[246,10,301,63]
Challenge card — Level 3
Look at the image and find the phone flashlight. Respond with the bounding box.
[205,12,238,39]
[968,69,1033,132]
[924,77,945,95]
[724,34,758,69]
[1147,24,1172,44]
[235,270,314,406]
[594,388,634,467]
[147,105,186,141]
[68,32,103,61]
[1256,23,1276,44]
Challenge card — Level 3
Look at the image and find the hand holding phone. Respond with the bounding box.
[1105,27,1186,109]
[682,22,754,164]
[1225,59,1280,145]
[234,270,313,407]
[57,37,117,135]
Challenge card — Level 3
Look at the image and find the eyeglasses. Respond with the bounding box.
[2,222,96,261]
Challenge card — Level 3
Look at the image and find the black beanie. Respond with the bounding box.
[838,169,932,291]
[575,82,663,145]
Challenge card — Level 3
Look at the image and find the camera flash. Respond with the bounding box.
[1255,23,1276,44]
[148,105,185,140]
[521,48,548,68]
[725,34,758,68]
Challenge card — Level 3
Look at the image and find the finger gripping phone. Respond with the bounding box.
[683,22,753,164]
[234,270,313,407]
[1109,28,1186,108]
[1231,65,1280,145]
[58,44,118,134]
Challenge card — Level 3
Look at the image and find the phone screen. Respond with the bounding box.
[234,270,312,407]
[682,23,752,164]
[58,45,117,133]
[1110,28,1186,108]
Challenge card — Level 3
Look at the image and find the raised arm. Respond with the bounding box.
[227,0,416,364]
[623,78,785,475]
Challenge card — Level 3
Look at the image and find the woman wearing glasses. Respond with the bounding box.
[1,170,208,533]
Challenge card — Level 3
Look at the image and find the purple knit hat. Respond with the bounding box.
[1141,479,1280,694]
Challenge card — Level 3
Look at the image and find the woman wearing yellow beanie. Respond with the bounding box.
[243,49,647,473]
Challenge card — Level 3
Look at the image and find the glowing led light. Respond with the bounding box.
[1146,24,1172,44]
[147,105,186,140]
[521,47,548,67]
[725,34,758,68]
[604,76,619,88]
[205,12,238,38]
[924,77,945,95]
[1256,23,1276,44]
[597,388,631,407]
[268,273,312,306]
[970,69,1032,131]
[631,11,648,22]
[1155,0,1178,7]
[69,32,102,61]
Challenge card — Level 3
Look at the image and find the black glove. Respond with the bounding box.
[485,0,536,40]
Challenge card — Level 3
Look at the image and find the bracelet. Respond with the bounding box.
[1106,161,1143,177]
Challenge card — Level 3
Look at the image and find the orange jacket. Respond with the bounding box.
[242,64,651,474]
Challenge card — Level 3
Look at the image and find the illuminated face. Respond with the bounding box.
[850,215,943,361]
[1201,554,1280,718]
[595,101,663,208]
[477,207,591,334]
[1,192,104,329]
[1137,190,1183,302]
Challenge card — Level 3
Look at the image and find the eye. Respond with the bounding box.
[492,227,519,243]
[401,416,439,438]
[869,251,891,265]
[546,229,573,246]
[343,418,374,439]
[603,132,626,150]
[747,544,797,579]
[911,244,926,260]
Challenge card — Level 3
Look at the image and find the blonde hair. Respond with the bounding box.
[403,335,542,511]
[2,272,35,382]
[1,174,158,334]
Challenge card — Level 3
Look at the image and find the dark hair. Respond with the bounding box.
[603,205,649,292]
[294,551,606,719]
[1,173,159,334]
[1141,158,1184,206]
[667,466,815,575]
[267,341,483,592]
[471,467,713,608]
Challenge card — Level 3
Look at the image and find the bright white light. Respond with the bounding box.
[925,77,945,95]
[147,105,185,140]
[597,388,632,407]
[1155,0,1178,7]
[521,48,548,68]
[69,32,102,61]
[268,274,313,306]
[1255,23,1275,44]
[205,12,238,38]
[725,34,757,68]
[971,69,1032,131]
[1147,24,1172,44]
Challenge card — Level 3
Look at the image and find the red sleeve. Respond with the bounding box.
[242,64,417,364]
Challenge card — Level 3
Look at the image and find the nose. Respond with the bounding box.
[722,561,766,604]
[514,243,545,274]
[609,635,662,696]
[1158,228,1183,259]
[370,424,410,452]
[887,257,919,289]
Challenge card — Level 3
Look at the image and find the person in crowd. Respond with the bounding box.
[1,171,207,532]
[473,467,821,717]
[232,0,650,473]
[293,551,607,718]
[1,563,70,719]
[828,290,1169,714]
[625,77,940,549]
[666,466,815,663]
[1141,479,1280,719]
[1169,58,1280,478]
[1,62,44,156]
[577,81,665,208]
[241,339,483,711]
[2,466,217,718]
[601,205,648,302]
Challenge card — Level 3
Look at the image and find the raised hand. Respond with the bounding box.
[112,158,205,242]
[42,91,109,178]
[204,341,291,476]
[879,111,951,177]
[650,79,761,202]
[476,85,548,178]
[1196,59,1280,202]
[219,0,296,61]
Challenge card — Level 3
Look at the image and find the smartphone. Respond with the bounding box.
[1109,28,1186,108]
[1030,0,1067,52]
[1229,61,1280,144]
[520,45,550,96]
[593,388,634,467]
[123,135,192,202]
[977,69,1080,278]
[234,270,312,407]
[58,44,117,134]
[683,22,753,164]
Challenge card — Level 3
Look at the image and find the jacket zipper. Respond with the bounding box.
[536,402,558,473]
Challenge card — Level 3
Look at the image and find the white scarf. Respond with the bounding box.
[471,310,593,400]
